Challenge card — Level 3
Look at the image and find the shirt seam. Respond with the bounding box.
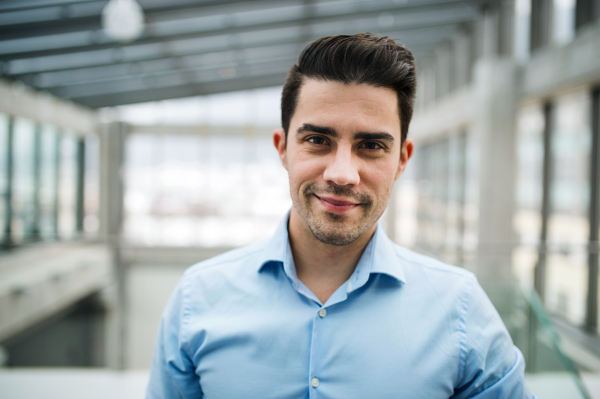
[181,269,193,357]
[396,248,473,279]
[456,274,475,387]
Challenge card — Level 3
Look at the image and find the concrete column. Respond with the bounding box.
[530,0,553,52]
[75,137,85,234]
[452,28,472,89]
[98,121,127,369]
[473,59,520,283]
[575,0,599,31]
[99,122,125,240]
[498,0,516,56]
[2,117,13,248]
[475,6,500,60]
[421,62,437,107]
[434,44,452,100]
[32,124,42,240]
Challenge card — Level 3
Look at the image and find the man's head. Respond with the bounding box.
[281,33,416,144]
[274,33,416,247]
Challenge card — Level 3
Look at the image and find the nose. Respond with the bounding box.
[322,144,360,186]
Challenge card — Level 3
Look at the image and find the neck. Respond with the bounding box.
[288,208,376,304]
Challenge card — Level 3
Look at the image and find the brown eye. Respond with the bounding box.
[308,136,327,145]
[361,141,382,150]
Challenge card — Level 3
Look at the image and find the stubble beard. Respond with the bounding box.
[295,183,378,246]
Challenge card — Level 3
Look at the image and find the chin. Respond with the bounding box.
[305,213,376,246]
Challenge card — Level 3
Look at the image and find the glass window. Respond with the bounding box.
[446,133,467,266]
[124,132,290,247]
[393,130,478,271]
[12,117,37,244]
[393,147,418,249]
[414,133,474,268]
[546,91,591,325]
[513,103,545,289]
[58,134,78,239]
[463,130,479,272]
[39,126,59,240]
[431,139,450,260]
[553,0,575,45]
[514,0,531,61]
[415,138,450,260]
[415,142,435,254]
[0,113,9,243]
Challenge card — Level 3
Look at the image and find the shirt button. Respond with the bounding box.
[311,377,320,387]
[318,308,327,318]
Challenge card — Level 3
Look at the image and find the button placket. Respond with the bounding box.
[309,305,329,398]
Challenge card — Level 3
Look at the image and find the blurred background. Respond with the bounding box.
[0,0,599,397]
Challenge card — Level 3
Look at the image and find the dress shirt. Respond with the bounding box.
[147,212,534,399]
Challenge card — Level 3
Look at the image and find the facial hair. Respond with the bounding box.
[298,183,376,246]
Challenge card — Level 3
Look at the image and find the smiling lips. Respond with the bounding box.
[314,194,360,213]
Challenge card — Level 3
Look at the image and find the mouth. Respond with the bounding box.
[314,194,360,214]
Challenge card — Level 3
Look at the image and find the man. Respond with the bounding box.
[147,33,534,398]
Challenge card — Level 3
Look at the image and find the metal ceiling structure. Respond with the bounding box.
[0,0,495,108]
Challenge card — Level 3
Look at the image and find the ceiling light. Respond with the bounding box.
[102,0,145,43]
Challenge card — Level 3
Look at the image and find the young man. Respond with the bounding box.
[147,33,534,398]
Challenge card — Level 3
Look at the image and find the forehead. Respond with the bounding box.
[292,79,400,135]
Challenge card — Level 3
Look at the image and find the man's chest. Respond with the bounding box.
[186,294,461,399]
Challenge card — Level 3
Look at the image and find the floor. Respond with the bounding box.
[526,372,600,398]
[0,369,150,399]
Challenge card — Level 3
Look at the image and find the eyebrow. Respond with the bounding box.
[296,124,395,144]
[353,132,395,144]
[296,123,337,137]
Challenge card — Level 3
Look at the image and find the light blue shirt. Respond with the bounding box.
[147,212,533,398]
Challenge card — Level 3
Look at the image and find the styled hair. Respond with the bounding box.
[281,33,417,143]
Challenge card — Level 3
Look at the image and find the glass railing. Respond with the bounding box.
[483,284,592,399]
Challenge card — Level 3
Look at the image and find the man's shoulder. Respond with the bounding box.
[391,243,476,284]
[183,239,269,279]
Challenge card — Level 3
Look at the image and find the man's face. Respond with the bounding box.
[274,79,413,246]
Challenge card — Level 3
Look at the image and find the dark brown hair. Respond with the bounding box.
[281,33,416,143]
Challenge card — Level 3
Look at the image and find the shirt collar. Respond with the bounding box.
[257,210,290,269]
[258,210,407,286]
[368,225,406,283]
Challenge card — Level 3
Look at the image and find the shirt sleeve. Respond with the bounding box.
[451,276,534,399]
[146,275,202,399]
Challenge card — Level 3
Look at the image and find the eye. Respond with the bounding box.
[360,141,383,151]
[307,136,328,146]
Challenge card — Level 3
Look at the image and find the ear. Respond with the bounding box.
[273,128,288,171]
[394,138,414,180]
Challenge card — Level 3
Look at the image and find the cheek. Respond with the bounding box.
[363,162,397,194]
[288,154,327,185]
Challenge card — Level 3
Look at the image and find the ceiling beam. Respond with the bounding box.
[43,37,433,107]
[69,70,290,108]
[0,0,479,59]
[69,47,433,108]
[24,24,456,89]
[0,0,294,38]
[48,45,435,104]
[0,0,104,13]
[0,0,488,107]
[52,54,297,98]
[5,7,474,76]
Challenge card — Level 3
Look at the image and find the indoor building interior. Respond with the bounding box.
[1,0,600,397]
